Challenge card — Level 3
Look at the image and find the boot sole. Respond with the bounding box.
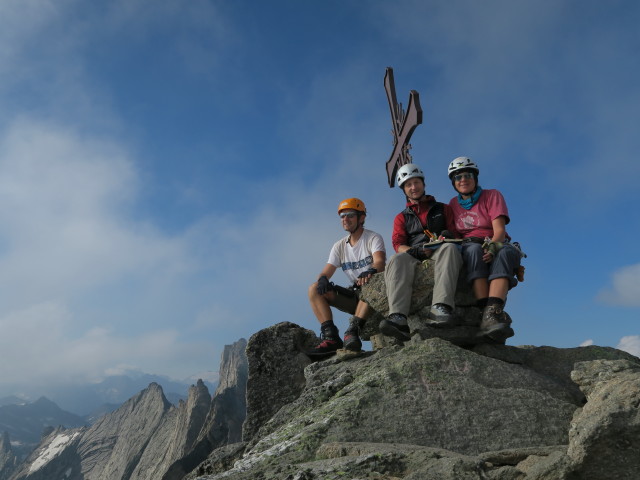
[479,324,514,342]
[306,349,339,358]
[344,339,363,352]
[425,317,460,328]
[379,320,411,342]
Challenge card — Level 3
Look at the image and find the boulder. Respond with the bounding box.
[242,322,317,443]
[566,359,640,479]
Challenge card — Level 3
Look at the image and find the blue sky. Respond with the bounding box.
[0,0,638,396]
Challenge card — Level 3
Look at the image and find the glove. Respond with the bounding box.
[407,245,432,261]
[316,275,333,295]
[482,239,503,257]
[357,268,377,279]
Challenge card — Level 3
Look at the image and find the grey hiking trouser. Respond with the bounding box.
[385,243,463,316]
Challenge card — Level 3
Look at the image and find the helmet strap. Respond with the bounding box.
[348,214,365,234]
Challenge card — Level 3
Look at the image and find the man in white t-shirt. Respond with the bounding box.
[307,198,386,357]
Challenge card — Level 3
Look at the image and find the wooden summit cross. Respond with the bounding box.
[384,67,423,187]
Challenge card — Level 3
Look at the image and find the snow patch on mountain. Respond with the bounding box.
[28,432,80,473]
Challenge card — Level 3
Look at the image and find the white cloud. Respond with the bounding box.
[0,119,223,388]
[0,115,382,390]
[617,336,640,358]
[0,299,216,386]
[597,263,640,307]
[580,339,594,347]
[0,119,196,304]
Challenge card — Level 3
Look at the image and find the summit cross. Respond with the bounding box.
[384,67,423,187]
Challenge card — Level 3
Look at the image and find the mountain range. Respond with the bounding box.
[0,372,217,416]
[0,396,87,462]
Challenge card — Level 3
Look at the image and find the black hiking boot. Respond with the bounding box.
[426,303,459,328]
[307,323,343,357]
[478,304,514,342]
[343,317,363,352]
[379,313,411,342]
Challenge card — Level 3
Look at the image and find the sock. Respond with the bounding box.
[487,297,505,307]
[321,320,335,329]
[476,298,489,308]
[349,316,364,328]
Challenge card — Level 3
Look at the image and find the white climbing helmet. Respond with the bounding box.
[448,157,479,179]
[396,163,425,188]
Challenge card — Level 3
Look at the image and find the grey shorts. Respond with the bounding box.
[462,242,521,289]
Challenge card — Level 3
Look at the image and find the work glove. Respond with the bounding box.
[482,239,503,257]
[407,245,432,261]
[357,268,377,279]
[316,275,333,295]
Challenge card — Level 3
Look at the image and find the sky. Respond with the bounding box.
[0,0,639,398]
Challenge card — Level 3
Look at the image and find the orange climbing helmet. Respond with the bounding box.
[338,198,366,214]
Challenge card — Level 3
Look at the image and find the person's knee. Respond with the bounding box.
[309,281,330,300]
[389,251,411,264]
[500,244,521,264]
[488,273,518,289]
[386,252,414,273]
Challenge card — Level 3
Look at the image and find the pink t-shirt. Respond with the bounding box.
[448,189,510,239]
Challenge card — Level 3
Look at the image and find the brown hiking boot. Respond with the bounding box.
[307,324,343,357]
[479,304,514,342]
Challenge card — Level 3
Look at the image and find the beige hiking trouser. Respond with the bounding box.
[385,243,463,316]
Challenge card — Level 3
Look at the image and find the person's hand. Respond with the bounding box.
[407,245,433,261]
[482,250,495,263]
[482,239,498,263]
[316,275,332,295]
[356,268,377,286]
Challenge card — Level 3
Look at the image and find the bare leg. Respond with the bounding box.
[308,282,335,325]
[354,300,371,319]
[488,278,509,301]
[473,278,489,299]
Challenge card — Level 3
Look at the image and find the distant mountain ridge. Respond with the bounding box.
[0,397,86,445]
[1,373,217,416]
[4,339,248,480]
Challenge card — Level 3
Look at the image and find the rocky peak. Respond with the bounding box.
[162,339,249,480]
[74,382,173,479]
[0,432,10,454]
[127,380,213,480]
[0,431,17,480]
[215,339,248,395]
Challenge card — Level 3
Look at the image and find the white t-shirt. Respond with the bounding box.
[327,229,386,284]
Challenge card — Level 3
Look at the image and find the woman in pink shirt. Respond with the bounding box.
[447,157,522,343]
